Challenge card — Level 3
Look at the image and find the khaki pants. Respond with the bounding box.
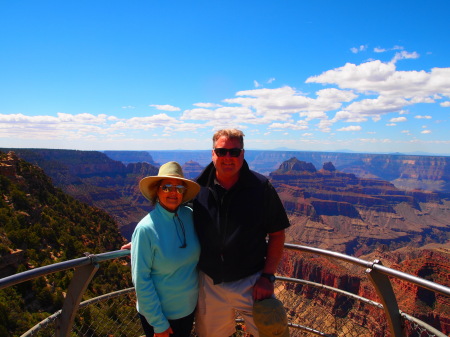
[195,271,261,337]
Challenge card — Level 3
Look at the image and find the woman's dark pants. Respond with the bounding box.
[138,311,195,337]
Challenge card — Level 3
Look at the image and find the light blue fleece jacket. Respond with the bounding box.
[131,203,200,333]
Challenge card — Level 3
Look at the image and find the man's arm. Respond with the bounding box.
[252,229,285,300]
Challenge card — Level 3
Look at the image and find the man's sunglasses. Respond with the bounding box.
[214,148,243,157]
[160,184,187,194]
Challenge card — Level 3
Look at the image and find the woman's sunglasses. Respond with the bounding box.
[214,148,243,157]
[160,184,186,194]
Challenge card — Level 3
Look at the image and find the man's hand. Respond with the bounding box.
[252,229,284,300]
[252,276,274,301]
[121,242,131,250]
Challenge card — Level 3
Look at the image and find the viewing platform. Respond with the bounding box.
[1,243,449,337]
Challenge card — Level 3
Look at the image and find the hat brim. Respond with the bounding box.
[253,298,290,337]
[139,175,200,204]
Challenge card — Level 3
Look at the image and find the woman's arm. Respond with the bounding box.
[131,225,170,334]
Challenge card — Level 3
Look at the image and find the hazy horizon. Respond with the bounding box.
[3,146,450,158]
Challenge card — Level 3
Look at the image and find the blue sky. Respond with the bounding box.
[1,0,449,154]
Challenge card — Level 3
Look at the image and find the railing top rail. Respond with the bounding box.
[373,262,450,297]
[90,249,130,262]
[0,250,130,290]
[284,243,372,267]
[2,244,449,297]
[284,243,450,297]
[0,256,91,290]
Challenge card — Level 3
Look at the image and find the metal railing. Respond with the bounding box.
[1,244,449,337]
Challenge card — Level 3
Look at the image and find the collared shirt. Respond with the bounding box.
[194,160,290,284]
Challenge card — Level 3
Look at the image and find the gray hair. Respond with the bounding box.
[212,129,245,148]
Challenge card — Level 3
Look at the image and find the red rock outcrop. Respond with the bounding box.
[0,151,20,178]
[243,150,450,194]
[278,244,450,336]
[270,158,450,256]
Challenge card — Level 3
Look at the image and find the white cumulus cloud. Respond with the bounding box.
[390,117,407,123]
[391,51,420,64]
[350,45,368,53]
[149,104,181,111]
[337,125,362,132]
[193,102,222,108]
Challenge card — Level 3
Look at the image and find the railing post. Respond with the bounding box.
[55,255,99,337]
[366,259,403,337]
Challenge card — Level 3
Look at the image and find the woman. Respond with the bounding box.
[131,161,201,337]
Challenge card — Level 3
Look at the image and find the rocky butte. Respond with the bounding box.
[270,157,450,256]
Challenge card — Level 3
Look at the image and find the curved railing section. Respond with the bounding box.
[0,244,448,337]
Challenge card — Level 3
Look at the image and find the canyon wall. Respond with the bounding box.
[2,148,449,335]
[102,149,450,194]
[271,157,450,256]
[278,244,450,336]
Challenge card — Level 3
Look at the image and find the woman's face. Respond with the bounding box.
[156,178,186,212]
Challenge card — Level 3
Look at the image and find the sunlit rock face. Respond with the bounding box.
[243,150,450,194]
[4,149,449,252]
[270,157,450,256]
[277,245,450,336]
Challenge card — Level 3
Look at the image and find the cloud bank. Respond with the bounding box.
[1,52,449,152]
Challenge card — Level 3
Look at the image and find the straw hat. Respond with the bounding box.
[139,161,200,204]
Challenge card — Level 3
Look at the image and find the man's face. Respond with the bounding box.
[212,136,244,180]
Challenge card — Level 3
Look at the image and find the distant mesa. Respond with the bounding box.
[322,161,336,172]
[274,157,317,174]
[182,161,204,180]
[103,150,158,166]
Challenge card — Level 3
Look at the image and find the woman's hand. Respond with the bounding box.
[154,326,173,337]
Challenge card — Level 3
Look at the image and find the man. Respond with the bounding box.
[123,129,290,336]
[193,129,290,337]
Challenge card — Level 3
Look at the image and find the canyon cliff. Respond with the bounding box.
[245,150,450,195]
[1,149,449,335]
[277,242,450,336]
[3,149,450,253]
[271,157,450,335]
[0,149,160,239]
[99,150,450,194]
[272,157,450,256]
[0,151,132,336]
